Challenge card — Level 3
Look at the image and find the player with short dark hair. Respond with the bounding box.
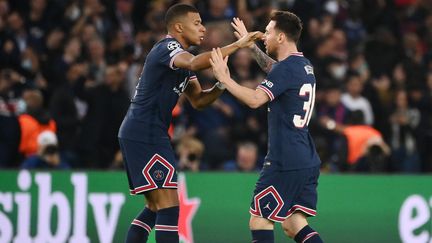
[118,3,260,243]
[210,11,324,243]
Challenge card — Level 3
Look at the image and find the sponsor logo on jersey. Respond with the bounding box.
[304,65,314,75]
[262,79,274,88]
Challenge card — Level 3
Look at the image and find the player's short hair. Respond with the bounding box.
[165,4,199,27]
[270,11,303,43]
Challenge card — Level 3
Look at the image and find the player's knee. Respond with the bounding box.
[146,201,157,212]
[281,220,297,238]
[249,216,273,230]
[282,213,308,238]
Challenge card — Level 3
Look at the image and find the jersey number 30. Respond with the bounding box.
[293,83,316,128]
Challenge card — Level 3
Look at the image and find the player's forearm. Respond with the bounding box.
[190,43,240,71]
[193,85,224,110]
[222,77,261,109]
[251,44,275,73]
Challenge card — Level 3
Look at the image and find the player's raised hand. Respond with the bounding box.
[235,31,263,49]
[231,17,249,40]
[210,48,230,82]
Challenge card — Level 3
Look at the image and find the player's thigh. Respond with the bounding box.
[145,188,179,210]
[249,215,274,230]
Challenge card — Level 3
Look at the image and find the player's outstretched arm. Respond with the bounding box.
[231,17,276,73]
[173,31,262,72]
[210,48,269,109]
[183,76,225,110]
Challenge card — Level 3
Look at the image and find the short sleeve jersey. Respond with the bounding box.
[257,52,321,170]
[118,36,196,144]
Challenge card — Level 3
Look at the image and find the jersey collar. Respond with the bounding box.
[290,52,304,57]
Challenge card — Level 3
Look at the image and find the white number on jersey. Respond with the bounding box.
[293,83,316,128]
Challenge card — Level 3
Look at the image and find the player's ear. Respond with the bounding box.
[174,23,183,33]
[277,32,284,43]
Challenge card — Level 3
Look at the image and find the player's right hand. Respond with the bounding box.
[231,18,263,48]
[236,31,263,49]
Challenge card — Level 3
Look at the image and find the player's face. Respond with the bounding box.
[263,21,278,58]
[182,12,206,46]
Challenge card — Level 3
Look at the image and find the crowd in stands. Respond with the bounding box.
[0,0,431,173]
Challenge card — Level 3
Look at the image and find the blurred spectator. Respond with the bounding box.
[389,89,421,172]
[86,37,106,84]
[201,0,235,23]
[49,63,85,167]
[315,82,350,170]
[18,88,56,158]
[230,48,262,81]
[76,64,129,168]
[320,110,390,172]
[418,71,432,172]
[21,130,69,169]
[183,70,244,169]
[176,136,204,172]
[341,72,374,125]
[223,141,260,172]
[44,37,82,93]
[114,0,135,45]
[0,69,21,167]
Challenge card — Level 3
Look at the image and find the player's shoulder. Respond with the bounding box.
[284,54,315,76]
[154,37,184,55]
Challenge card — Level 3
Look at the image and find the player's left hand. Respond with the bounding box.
[210,48,230,82]
[236,31,263,49]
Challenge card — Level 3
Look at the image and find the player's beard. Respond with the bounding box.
[266,48,277,60]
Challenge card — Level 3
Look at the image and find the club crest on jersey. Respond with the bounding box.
[153,170,165,181]
[167,41,181,50]
[262,79,273,88]
[304,65,314,75]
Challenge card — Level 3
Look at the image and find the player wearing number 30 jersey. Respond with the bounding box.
[257,53,320,171]
[210,11,323,243]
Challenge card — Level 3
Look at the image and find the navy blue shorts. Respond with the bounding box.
[250,163,320,222]
[118,138,178,195]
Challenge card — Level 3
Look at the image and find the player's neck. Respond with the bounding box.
[276,42,298,61]
[167,32,190,49]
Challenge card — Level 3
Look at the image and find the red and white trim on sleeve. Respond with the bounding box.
[257,85,275,101]
[131,219,152,234]
[290,52,304,57]
[155,224,178,232]
[169,50,187,70]
[302,232,319,243]
[286,204,317,218]
[189,75,197,81]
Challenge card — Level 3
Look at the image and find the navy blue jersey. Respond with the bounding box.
[257,52,321,170]
[118,36,196,144]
